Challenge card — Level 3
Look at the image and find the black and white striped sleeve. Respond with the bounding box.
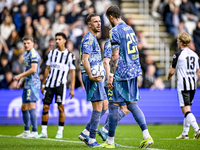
[69,53,76,70]
[172,51,182,68]
[46,50,52,66]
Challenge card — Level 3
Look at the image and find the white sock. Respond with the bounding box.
[186,113,199,132]
[102,127,108,133]
[41,125,47,135]
[88,138,96,144]
[83,129,90,136]
[107,136,114,145]
[182,118,190,136]
[143,129,150,140]
[57,126,64,134]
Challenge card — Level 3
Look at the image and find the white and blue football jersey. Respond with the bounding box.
[23,48,41,89]
[80,32,102,73]
[109,22,142,81]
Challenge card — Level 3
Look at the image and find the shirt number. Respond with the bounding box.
[126,33,138,54]
[186,56,195,70]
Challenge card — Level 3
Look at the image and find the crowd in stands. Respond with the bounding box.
[152,0,200,56]
[0,0,165,90]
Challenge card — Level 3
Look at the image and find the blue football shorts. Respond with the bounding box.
[82,73,107,102]
[105,86,126,106]
[107,77,140,103]
[22,87,40,103]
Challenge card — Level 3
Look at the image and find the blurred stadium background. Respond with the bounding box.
[0,0,200,125]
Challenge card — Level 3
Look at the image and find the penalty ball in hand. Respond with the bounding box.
[91,65,105,79]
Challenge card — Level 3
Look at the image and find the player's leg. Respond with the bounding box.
[26,87,40,138]
[25,102,38,138]
[98,102,119,148]
[56,104,65,138]
[127,101,153,148]
[124,78,153,148]
[55,84,66,139]
[82,99,108,136]
[176,118,190,139]
[107,103,119,145]
[182,106,200,139]
[78,73,107,147]
[36,87,54,138]
[102,99,108,117]
[87,101,102,147]
[99,83,123,148]
[178,90,200,139]
[16,91,30,138]
[98,102,128,142]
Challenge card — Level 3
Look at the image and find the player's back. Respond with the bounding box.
[176,48,199,91]
[79,32,101,73]
[23,48,41,89]
[110,22,142,81]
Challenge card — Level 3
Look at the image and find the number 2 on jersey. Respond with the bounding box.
[126,33,138,54]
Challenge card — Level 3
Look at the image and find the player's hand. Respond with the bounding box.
[16,83,21,89]
[89,75,103,82]
[41,87,44,94]
[168,77,172,81]
[107,76,114,90]
[13,75,21,81]
[69,90,74,99]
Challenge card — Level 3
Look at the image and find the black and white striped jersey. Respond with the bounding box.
[45,48,76,88]
[172,48,200,91]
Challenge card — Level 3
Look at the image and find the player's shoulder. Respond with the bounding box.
[110,26,118,34]
[49,48,58,54]
[84,32,95,40]
[30,48,39,57]
[173,50,182,59]
[104,40,111,47]
[65,49,75,57]
[189,49,199,58]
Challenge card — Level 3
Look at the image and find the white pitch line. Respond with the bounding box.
[115,137,196,141]
[0,135,166,150]
[0,135,83,143]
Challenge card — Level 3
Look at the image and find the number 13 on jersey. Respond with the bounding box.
[126,33,138,54]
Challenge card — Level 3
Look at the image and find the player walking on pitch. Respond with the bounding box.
[99,5,154,148]
[14,35,41,138]
[97,40,130,143]
[36,32,76,139]
[168,32,200,140]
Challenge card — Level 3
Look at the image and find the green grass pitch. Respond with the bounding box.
[0,125,199,150]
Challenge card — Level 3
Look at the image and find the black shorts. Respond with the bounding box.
[43,84,66,105]
[178,90,195,107]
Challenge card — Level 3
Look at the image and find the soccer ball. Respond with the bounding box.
[91,65,105,79]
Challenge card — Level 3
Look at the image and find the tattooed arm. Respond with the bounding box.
[107,47,119,90]
[110,47,119,74]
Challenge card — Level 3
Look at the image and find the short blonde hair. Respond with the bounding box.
[22,35,34,42]
[178,32,191,47]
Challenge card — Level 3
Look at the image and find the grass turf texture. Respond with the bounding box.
[0,125,199,150]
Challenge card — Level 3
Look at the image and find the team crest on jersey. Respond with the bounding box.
[173,54,176,58]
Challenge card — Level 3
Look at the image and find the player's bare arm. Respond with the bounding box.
[110,47,119,74]
[13,63,38,81]
[107,47,119,90]
[41,65,50,93]
[69,69,75,99]
[167,67,175,80]
[197,69,200,78]
[103,57,111,80]
[82,53,102,82]
[17,76,25,89]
